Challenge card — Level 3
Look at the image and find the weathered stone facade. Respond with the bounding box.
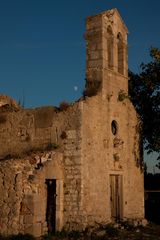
[0,9,144,237]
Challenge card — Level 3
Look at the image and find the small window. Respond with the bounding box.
[111,120,118,135]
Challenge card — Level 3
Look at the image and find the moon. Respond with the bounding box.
[74,86,78,91]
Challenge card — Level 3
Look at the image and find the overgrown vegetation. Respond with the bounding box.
[1,224,160,240]
[60,131,67,139]
[59,101,70,111]
[0,221,160,240]
[83,80,101,97]
[45,143,59,151]
[0,143,59,161]
[118,90,128,101]
[129,47,160,166]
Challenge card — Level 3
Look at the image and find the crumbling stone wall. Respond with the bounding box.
[0,102,81,160]
[0,95,20,109]
[0,126,84,237]
[0,101,84,236]
[0,157,38,235]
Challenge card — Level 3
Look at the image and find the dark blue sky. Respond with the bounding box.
[0,0,160,108]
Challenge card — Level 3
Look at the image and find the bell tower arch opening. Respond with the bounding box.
[107,26,114,70]
[117,32,124,75]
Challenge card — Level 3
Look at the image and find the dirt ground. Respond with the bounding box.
[41,224,160,240]
[0,224,160,240]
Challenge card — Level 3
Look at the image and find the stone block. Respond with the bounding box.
[66,130,77,139]
[24,214,34,224]
[33,223,43,237]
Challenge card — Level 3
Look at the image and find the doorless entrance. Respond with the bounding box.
[110,175,123,221]
[46,179,56,233]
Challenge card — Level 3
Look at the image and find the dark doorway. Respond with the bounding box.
[46,179,56,233]
[110,175,123,221]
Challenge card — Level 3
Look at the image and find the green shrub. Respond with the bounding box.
[55,230,68,238]
[41,233,53,240]
[45,143,59,151]
[42,229,68,239]
[118,90,128,101]
[120,219,135,230]
[68,230,82,239]
[105,224,119,237]
[59,101,70,111]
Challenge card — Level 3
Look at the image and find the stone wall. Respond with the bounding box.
[0,93,144,236]
[0,122,84,237]
[0,103,81,160]
[80,94,144,226]
[0,151,64,236]
[0,101,84,236]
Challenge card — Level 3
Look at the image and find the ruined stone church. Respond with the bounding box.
[0,9,144,237]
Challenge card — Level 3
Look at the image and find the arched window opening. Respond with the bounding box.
[117,33,124,75]
[107,26,114,70]
[111,120,118,135]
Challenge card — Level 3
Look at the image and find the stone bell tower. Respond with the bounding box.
[82,9,145,226]
[85,8,128,98]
